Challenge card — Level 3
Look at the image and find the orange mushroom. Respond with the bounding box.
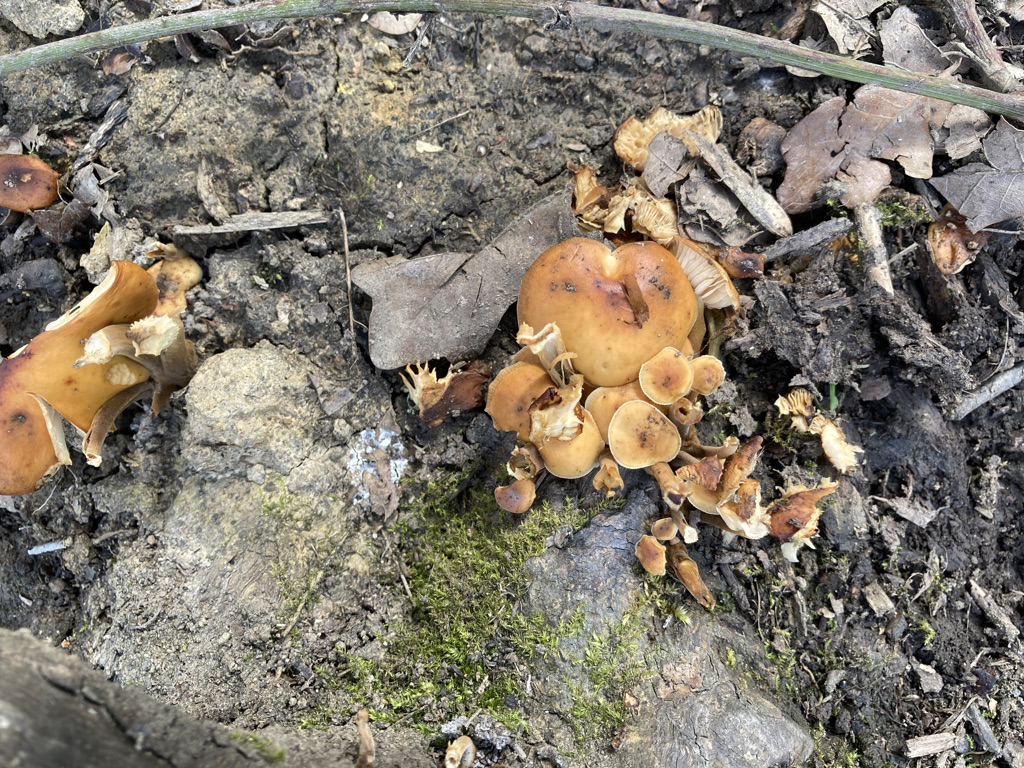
[0,261,158,494]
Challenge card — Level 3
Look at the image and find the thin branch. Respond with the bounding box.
[1,0,1024,118]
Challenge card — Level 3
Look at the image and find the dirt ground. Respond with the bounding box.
[1,1,1023,767]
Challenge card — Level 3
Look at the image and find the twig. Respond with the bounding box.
[1,0,1024,118]
[338,205,358,356]
[854,203,894,297]
[405,109,471,141]
[947,362,1024,421]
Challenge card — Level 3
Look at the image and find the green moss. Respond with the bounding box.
[340,467,621,730]
[811,724,862,768]
[875,199,930,229]
[230,731,286,763]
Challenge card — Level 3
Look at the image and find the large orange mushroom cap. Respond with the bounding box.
[517,238,698,388]
[0,261,158,494]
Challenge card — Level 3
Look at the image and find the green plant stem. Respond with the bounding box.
[1,0,1023,118]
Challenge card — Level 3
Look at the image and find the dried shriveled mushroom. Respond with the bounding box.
[517,238,697,388]
[775,388,816,432]
[614,105,723,171]
[665,541,715,609]
[0,261,158,494]
[808,415,864,473]
[768,479,839,561]
[147,252,203,316]
[665,236,740,311]
[401,360,490,428]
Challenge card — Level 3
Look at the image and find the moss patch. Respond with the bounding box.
[340,466,620,729]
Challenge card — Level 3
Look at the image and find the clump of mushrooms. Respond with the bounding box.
[0,255,199,495]
[483,229,844,607]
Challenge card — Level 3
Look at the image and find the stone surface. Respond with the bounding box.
[0,0,82,38]
[523,492,814,768]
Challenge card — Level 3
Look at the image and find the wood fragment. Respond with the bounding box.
[171,210,330,236]
[355,709,376,768]
[686,130,793,237]
[862,581,896,616]
[969,579,1021,643]
[855,203,894,296]
[763,218,854,263]
[947,363,1024,421]
[906,732,957,758]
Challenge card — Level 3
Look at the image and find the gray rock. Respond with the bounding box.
[0,0,83,38]
[183,341,323,477]
[522,491,814,768]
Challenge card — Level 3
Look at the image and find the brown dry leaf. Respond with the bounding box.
[30,200,90,243]
[930,119,1024,232]
[879,6,947,75]
[352,191,591,370]
[777,86,951,214]
[927,205,991,275]
[100,52,136,75]
[812,0,885,58]
[642,132,694,197]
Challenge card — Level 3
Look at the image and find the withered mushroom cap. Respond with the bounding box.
[537,408,605,479]
[665,541,715,609]
[688,355,726,396]
[775,388,816,432]
[639,346,694,405]
[495,477,537,514]
[507,443,544,481]
[808,415,864,474]
[0,261,158,494]
[613,105,723,171]
[518,238,698,388]
[0,154,60,212]
[607,400,682,469]
[635,534,667,576]
[768,478,839,547]
[444,736,476,768]
[484,361,554,441]
[147,252,203,317]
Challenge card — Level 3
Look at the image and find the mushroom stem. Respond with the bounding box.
[516,322,576,389]
[592,451,624,498]
[665,542,715,610]
[354,709,376,768]
[82,380,154,466]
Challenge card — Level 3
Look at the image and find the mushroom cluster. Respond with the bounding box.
[0,254,199,495]
[485,236,838,608]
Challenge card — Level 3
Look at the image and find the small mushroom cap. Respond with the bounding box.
[495,477,537,514]
[0,154,59,212]
[484,361,554,441]
[650,517,679,541]
[688,355,726,396]
[585,380,665,442]
[0,261,158,494]
[635,534,667,576]
[444,736,476,768]
[607,400,682,470]
[537,408,605,479]
[518,238,698,388]
[639,346,694,405]
[507,443,544,481]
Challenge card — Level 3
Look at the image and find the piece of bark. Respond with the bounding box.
[762,218,854,263]
[172,210,330,236]
[906,732,957,758]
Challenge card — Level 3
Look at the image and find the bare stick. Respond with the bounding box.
[2,0,1024,119]
[338,205,358,356]
[855,203,894,297]
[947,363,1024,421]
